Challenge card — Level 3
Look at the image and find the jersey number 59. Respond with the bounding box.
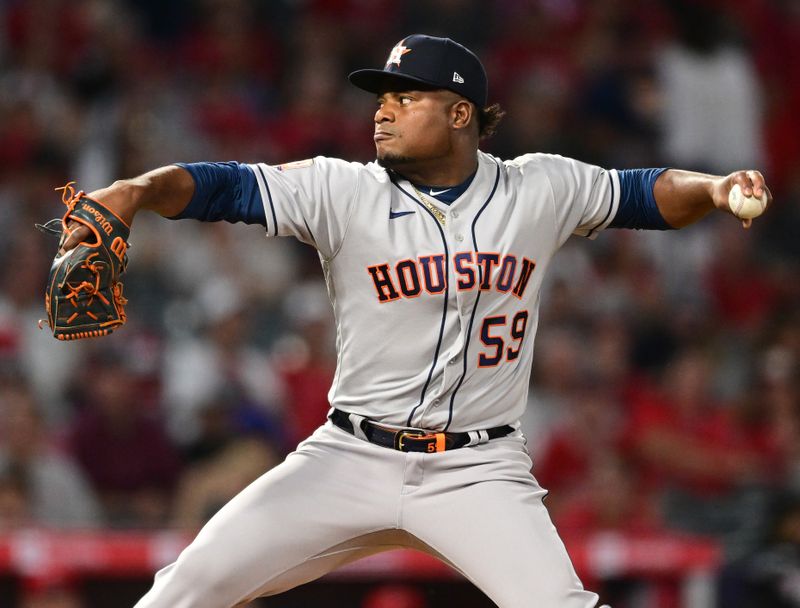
[478,311,529,367]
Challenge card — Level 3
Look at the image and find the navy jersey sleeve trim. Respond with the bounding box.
[170,162,266,226]
[252,164,279,236]
[609,168,673,230]
[585,171,617,239]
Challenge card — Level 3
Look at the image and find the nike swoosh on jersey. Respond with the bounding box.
[429,188,451,196]
[389,210,416,219]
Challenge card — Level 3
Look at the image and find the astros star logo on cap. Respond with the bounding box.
[386,41,412,67]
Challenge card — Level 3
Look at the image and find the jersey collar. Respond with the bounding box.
[411,169,477,206]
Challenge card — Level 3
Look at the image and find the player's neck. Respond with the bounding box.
[393,152,478,188]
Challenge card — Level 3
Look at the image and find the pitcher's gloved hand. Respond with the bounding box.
[37,182,130,340]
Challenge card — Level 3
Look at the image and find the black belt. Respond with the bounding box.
[329,408,514,453]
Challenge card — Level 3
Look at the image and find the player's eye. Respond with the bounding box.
[399,96,412,105]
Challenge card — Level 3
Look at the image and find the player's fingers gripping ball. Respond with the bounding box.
[37,182,130,340]
[728,182,768,220]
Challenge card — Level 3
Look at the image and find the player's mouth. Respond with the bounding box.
[374,131,395,142]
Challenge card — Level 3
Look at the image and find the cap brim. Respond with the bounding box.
[348,69,442,95]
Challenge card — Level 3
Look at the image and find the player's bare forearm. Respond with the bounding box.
[58,166,195,254]
[654,168,773,230]
[88,165,195,225]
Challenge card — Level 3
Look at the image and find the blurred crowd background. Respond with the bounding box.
[1,0,799,606]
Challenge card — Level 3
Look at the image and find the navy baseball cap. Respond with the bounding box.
[349,34,488,108]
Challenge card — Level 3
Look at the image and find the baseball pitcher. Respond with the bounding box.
[43,35,772,607]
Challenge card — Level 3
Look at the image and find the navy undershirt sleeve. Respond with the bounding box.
[170,162,266,226]
[610,168,673,230]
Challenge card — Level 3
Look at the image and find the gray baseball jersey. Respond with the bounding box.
[135,150,617,608]
[249,150,618,431]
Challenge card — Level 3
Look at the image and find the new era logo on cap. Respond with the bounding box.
[348,34,488,108]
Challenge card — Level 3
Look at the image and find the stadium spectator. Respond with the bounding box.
[170,390,283,527]
[0,229,82,425]
[532,382,623,517]
[657,0,765,174]
[0,383,102,527]
[622,347,778,551]
[161,278,286,446]
[0,462,32,531]
[719,492,800,608]
[67,354,181,527]
[272,281,337,448]
[172,433,280,528]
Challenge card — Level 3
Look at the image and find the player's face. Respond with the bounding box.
[373,88,459,169]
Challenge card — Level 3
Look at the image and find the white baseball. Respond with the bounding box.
[728,183,768,219]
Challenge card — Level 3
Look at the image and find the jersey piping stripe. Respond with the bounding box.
[254,164,279,237]
[389,175,450,428]
[302,217,317,247]
[444,161,501,432]
[585,170,617,239]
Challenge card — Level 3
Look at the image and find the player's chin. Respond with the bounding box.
[376,152,417,169]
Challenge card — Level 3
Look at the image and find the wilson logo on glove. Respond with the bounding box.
[36,182,131,340]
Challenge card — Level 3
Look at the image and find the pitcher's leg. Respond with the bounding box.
[403,438,599,608]
[135,425,405,608]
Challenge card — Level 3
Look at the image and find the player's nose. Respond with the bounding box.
[374,104,394,124]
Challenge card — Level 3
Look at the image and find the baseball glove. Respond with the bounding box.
[37,183,130,340]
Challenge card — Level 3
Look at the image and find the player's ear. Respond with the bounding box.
[451,100,474,131]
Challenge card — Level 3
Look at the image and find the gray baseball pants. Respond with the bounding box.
[134,422,599,607]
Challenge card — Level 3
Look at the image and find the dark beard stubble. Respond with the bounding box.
[376,153,418,169]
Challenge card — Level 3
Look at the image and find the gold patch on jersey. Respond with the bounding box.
[277,159,314,171]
